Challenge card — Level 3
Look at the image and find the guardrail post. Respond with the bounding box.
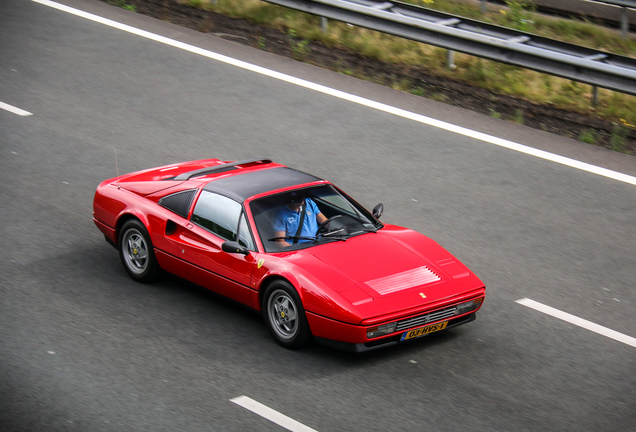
[480,0,487,14]
[321,16,328,33]
[621,7,629,39]
[447,50,456,70]
[592,86,599,107]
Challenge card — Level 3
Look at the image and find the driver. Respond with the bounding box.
[273,191,327,247]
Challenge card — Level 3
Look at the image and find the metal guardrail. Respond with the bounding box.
[484,0,635,8]
[483,0,636,37]
[594,0,636,7]
[560,0,636,38]
[264,0,636,96]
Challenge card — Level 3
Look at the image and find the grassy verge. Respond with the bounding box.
[157,0,636,150]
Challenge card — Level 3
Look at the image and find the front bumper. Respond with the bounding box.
[307,311,477,353]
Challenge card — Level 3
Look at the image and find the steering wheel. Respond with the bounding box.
[316,215,344,236]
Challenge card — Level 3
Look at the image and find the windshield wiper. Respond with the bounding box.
[348,227,378,235]
[268,235,347,243]
[320,235,347,242]
[268,236,318,242]
[321,226,350,237]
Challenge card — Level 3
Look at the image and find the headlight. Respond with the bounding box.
[367,322,397,339]
[455,298,484,316]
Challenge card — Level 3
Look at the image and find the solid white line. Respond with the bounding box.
[34,0,636,187]
[231,396,318,432]
[516,298,636,349]
[0,101,33,116]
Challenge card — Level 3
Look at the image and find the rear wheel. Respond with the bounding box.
[119,219,160,283]
[262,280,311,348]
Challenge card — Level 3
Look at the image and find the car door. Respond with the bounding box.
[163,190,256,307]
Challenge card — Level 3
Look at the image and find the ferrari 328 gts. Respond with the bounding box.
[93,158,485,352]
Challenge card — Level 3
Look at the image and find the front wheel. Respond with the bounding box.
[118,219,160,283]
[262,281,312,348]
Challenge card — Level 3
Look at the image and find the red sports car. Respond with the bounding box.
[93,158,485,352]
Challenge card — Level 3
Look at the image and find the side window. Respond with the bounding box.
[191,191,241,241]
[238,213,255,250]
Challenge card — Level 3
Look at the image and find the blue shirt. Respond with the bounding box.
[273,199,321,243]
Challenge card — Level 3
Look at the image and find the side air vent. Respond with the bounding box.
[159,189,197,218]
[165,220,177,236]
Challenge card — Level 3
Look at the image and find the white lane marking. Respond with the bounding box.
[0,101,33,116]
[516,298,636,349]
[34,0,636,187]
[231,396,318,432]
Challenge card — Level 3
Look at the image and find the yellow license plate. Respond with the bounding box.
[400,321,448,341]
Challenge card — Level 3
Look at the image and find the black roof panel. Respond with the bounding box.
[203,167,322,202]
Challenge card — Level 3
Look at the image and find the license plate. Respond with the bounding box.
[400,321,448,341]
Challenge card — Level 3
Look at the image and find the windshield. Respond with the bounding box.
[250,184,382,252]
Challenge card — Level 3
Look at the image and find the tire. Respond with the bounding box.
[262,280,312,348]
[118,219,160,283]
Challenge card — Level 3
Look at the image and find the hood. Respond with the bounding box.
[305,228,481,320]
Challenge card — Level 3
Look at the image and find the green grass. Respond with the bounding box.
[110,0,136,11]
[410,86,426,97]
[610,120,633,151]
[171,0,636,129]
[512,108,525,125]
[489,108,502,119]
[579,129,597,144]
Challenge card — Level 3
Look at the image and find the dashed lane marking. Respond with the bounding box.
[517,298,636,349]
[231,396,318,432]
[0,101,32,116]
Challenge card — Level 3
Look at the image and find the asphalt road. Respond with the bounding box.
[1,0,636,431]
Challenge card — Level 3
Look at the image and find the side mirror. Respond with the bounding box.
[372,203,384,219]
[222,241,250,255]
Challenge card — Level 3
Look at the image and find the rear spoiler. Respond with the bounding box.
[173,158,272,181]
